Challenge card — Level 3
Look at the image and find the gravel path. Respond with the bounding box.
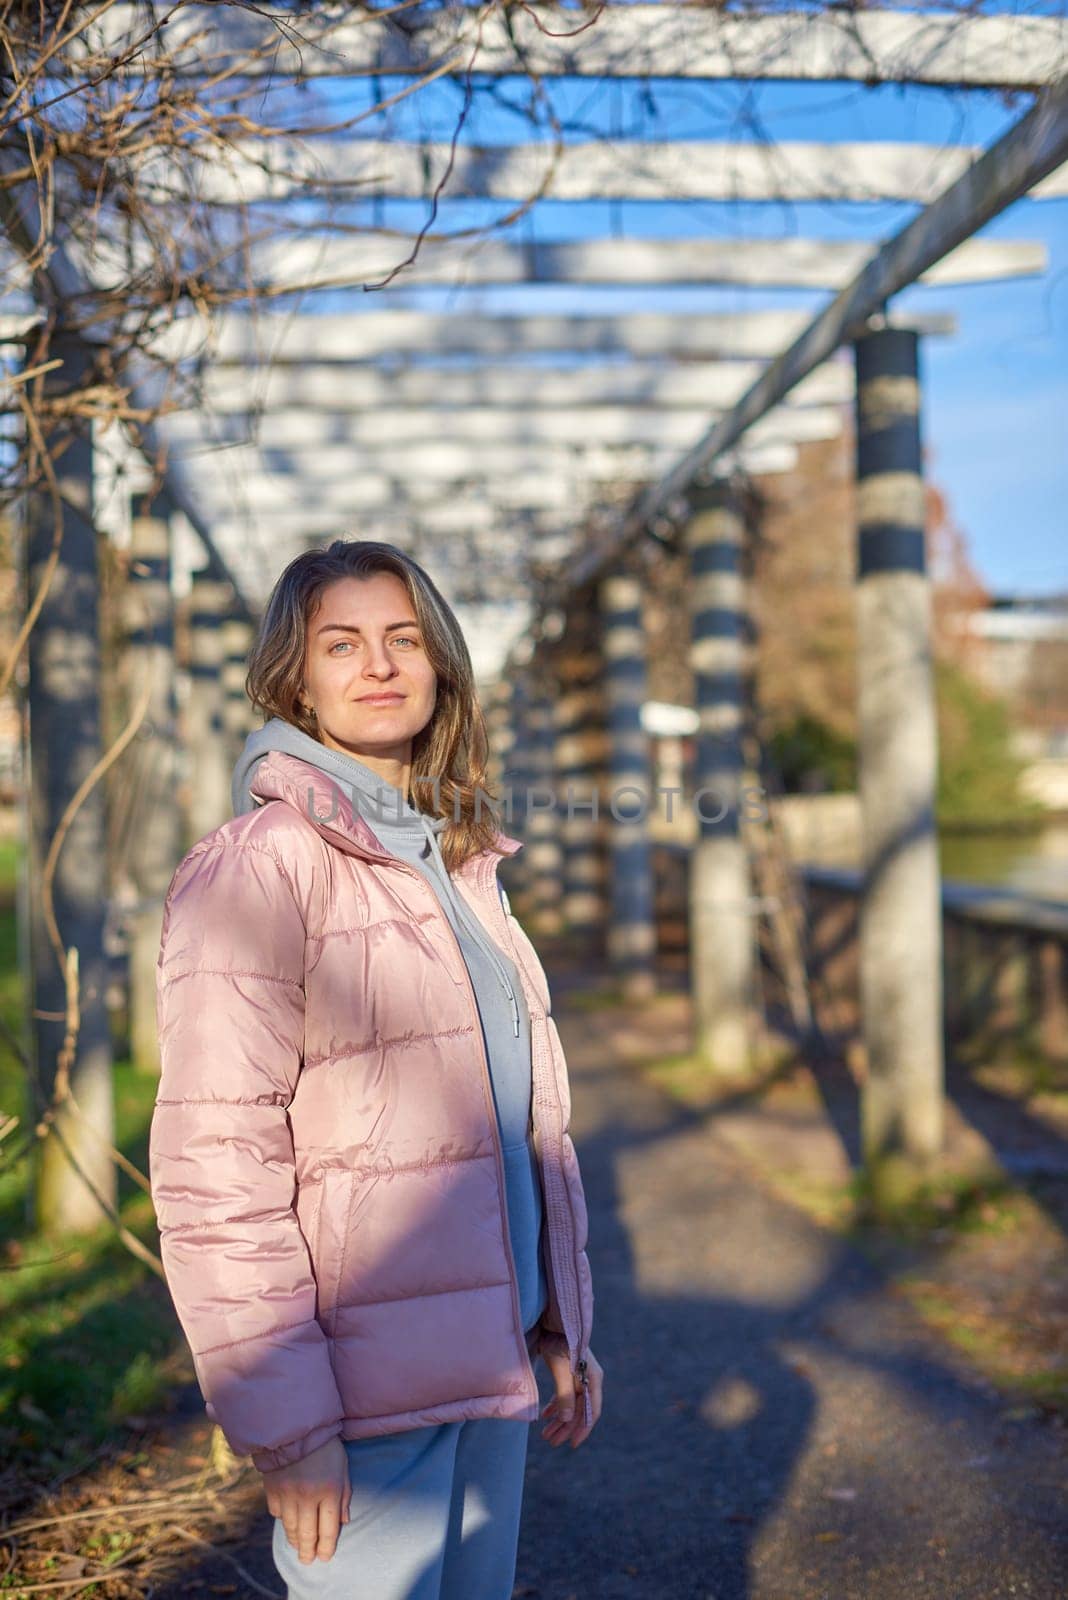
[151,983,1068,1600]
[514,999,1068,1600]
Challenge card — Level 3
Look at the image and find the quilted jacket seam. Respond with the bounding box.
[346,1152,491,1178]
[308,916,430,940]
[177,837,302,900]
[304,1022,475,1066]
[337,1392,522,1429]
[194,1314,320,1358]
[334,1278,512,1312]
[154,1096,289,1107]
[161,966,303,990]
[160,1203,298,1230]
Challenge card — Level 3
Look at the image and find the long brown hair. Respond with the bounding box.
[245,539,506,872]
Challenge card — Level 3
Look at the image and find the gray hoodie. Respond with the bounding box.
[231,717,548,1335]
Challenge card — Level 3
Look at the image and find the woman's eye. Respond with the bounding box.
[328,641,351,653]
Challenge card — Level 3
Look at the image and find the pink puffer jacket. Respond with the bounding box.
[149,750,594,1473]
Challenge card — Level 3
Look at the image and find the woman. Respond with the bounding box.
[149,539,603,1600]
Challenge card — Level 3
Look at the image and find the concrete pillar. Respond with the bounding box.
[554,597,608,955]
[221,613,255,763]
[505,667,535,911]
[683,479,757,1076]
[992,932,1030,1044]
[484,669,529,906]
[123,492,182,1073]
[853,323,944,1186]
[483,675,513,802]
[23,335,117,1234]
[599,571,656,999]
[1039,937,1068,1065]
[524,670,564,939]
[185,569,234,843]
[955,917,990,1042]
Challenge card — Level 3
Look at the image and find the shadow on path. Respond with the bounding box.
[511,964,1068,1600]
[93,962,1068,1600]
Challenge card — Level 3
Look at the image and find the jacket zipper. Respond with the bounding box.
[473,858,593,1427]
[389,858,540,1412]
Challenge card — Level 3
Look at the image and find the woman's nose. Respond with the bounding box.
[363,644,397,677]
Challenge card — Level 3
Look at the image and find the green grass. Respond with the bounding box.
[0,840,185,1486]
[558,983,627,1012]
[846,1165,1022,1241]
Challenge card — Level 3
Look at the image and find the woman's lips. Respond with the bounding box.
[358,694,405,705]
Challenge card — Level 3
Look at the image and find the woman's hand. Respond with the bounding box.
[539,1345,604,1449]
[262,1435,351,1565]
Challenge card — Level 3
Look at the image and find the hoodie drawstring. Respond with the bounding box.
[418,814,521,1038]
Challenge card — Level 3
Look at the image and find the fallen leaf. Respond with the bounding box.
[45,1556,90,1580]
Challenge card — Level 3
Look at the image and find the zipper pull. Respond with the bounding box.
[577,1358,592,1428]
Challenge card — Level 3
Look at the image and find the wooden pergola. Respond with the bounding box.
[4,3,1067,1229]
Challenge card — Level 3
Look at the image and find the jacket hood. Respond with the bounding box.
[242,742,521,871]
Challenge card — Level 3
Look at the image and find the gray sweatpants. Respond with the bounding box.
[270,1413,531,1600]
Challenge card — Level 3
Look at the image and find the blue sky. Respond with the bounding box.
[274,34,1067,597]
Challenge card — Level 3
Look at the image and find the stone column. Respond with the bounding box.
[123,491,182,1073]
[504,667,535,911]
[221,613,255,763]
[24,335,116,1233]
[553,597,608,956]
[483,675,513,803]
[599,570,656,998]
[524,668,564,938]
[853,323,944,1189]
[184,568,234,843]
[683,479,757,1076]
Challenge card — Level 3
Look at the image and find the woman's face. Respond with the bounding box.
[299,572,438,767]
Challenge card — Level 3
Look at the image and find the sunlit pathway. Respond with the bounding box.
[145,982,1067,1600]
[513,993,1068,1600]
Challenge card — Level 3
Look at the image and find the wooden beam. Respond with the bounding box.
[199,357,852,414]
[187,439,801,520]
[199,454,808,541]
[224,234,1048,295]
[180,445,685,485]
[206,508,567,541]
[162,401,847,451]
[191,472,582,514]
[83,7,1068,91]
[543,70,1068,605]
[160,308,955,365]
[169,413,841,485]
[180,138,1068,206]
[0,312,41,343]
